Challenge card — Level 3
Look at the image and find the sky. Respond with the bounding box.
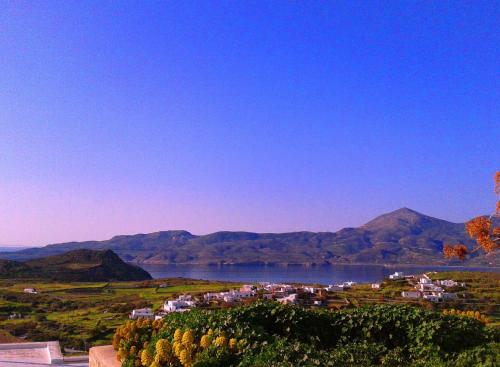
[1,1,499,246]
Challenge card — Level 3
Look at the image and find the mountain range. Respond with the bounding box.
[0,208,497,266]
[0,249,152,281]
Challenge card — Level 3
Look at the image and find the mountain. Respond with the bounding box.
[0,246,29,252]
[0,208,492,266]
[0,249,152,281]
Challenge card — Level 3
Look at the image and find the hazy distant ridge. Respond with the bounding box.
[1,208,496,266]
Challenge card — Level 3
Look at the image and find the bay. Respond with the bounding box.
[140,264,499,284]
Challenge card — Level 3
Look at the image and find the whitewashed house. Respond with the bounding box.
[24,288,38,294]
[417,283,444,292]
[423,293,441,302]
[437,279,459,287]
[423,291,457,302]
[389,272,405,280]
[204,289,255,303]
[163,297,195,312]
[240,285,255,292]
[238,290,255,298]
[325,284,344,292]
[401,291,420,299]
[277,293,298,304]
[419,277,433,285]
[130,308,154,319]
[371,283,381,289]
[204,292,219,302]
[303,286,316,294]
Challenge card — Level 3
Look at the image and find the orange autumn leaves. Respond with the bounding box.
[466,217,498,253]
[444,171,500,260]
[443,243,469,261]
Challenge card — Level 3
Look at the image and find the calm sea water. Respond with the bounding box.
[140,264,499,285]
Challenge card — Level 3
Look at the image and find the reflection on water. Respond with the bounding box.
[140,264,498,284]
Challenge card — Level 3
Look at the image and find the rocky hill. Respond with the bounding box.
[0,208,492,266]
[0,249,152,281]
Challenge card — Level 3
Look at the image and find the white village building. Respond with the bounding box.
[277,293,298,304]
[401,291,421,299]
[204,289,256,303]
[389,272,405,280]
[130,308,154,319]
[163,295,196,312]
[325,284,345,292]
[437,279,462,287]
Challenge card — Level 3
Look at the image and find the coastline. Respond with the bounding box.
[131,261,500,269]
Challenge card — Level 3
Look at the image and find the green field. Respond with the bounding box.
[0,278,239,349]
[0,272,498,351]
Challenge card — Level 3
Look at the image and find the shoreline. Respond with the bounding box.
[134,262,499,269]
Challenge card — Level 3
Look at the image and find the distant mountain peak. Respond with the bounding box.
[363,207,430,225]
[0,208,483,265]
[377,207,424,217]
[359,208,461,239]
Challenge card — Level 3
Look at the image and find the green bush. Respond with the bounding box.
[114,302,498,366]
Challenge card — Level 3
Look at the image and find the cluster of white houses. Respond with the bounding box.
[400,273,463,302]
[129,281,361,319]
[128,273,466,319]
[204,286,256,303]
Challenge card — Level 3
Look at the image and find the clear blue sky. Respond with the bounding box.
[1,1,498,246]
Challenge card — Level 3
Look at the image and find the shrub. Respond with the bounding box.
[113,302,497,366]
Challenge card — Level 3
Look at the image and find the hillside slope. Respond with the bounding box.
[0,208,489,266]
[0,249,152,281]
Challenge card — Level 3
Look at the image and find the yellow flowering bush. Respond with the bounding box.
[200,334,212,349]
[115,323,241,367]
[179,349,191,366]
[214,336,227,348]
[173,328,182,343]
[140,349,153,366]
[442,308,490,324]
[182,329,194,348]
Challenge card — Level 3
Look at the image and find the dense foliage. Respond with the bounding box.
[114,302,499,367]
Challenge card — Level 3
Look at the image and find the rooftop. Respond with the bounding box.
[0,341,88,366]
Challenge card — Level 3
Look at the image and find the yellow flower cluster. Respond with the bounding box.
[161,328,241,367]
[113,318,243,367]
[113,318,165,365]
[442,309,490,324]
[172,329,195,366]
